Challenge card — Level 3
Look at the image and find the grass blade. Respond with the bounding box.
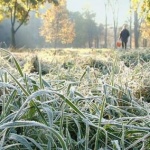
[0,121,67,150]
[9,133,33,150]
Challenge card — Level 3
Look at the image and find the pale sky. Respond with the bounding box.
[67,0,130,26]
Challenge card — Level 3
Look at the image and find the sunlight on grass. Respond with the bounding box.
[0,47,150,149]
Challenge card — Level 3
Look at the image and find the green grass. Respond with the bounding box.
[0,48,150,149]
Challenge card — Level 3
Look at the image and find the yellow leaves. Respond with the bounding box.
[148,12,150,19]
[141,0,150,22]
[0,14,3,21]
[131,0,141,10]
[40,0,75,44]
[141,21,150,38]
[0,0,58,22]
[60,20,75,44]
[131,0,150,23]
[132,0,140,3]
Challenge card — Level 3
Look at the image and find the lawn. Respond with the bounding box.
[0,48,150,150]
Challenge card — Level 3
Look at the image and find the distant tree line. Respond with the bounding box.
[0,0,149,49]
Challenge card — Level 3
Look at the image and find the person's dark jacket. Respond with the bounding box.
[120,29,130,42]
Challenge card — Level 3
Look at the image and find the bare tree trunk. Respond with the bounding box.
[108,0,119,49]
[95,37,99,48]
[143,39,147,47]
[104,2,108,48]
[134,11,140,48]
[10,1,30,48]
[113,23,117,49]
[11,26,16,48]
[88,39,92,48]
[129,0,132,48]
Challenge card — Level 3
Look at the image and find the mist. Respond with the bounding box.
[0,0,149,49]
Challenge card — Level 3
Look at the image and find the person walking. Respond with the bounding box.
[119,25,130,50]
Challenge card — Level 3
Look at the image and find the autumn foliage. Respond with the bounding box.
[141,0,150,22]
[40,0,75,47]
[141,21,150,38]
[0,0,58,47]
[139,0,150,42]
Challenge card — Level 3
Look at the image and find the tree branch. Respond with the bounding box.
[15,8,30,33]
[10,7,13,25]
[13,0,17,26]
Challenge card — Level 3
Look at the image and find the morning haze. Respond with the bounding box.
[0,0,148,48]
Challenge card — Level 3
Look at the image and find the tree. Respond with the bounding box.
[104,0,109,48]
[69,12,87,48]
[132,0,143,48]
[129,0,132,48]
[134,10,140,48]
[140,0,150,46]
[140,21,150,47]
[140,0,150,22]
[131,0,150,48]
[0,0,58,48]
[83,10,98,48]
[70,10,100,48]
[40,0,75,48]
[108,0,119,48]
[95,24,104,48]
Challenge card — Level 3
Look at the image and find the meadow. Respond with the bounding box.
[0,48,150,150]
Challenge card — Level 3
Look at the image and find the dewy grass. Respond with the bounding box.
[0,48,150,149]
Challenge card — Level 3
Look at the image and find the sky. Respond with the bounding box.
[67,0,130,26]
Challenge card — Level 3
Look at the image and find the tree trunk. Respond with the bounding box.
[114,27,117,48]
[104,3,108,48]
[113,21,117,49]
[104,17,108,48]
[129,16,132,48]
[134,11,139,48]
[129,0,132,48]
[109,0,119,49]
[143,39,147,47]
[96,37,99,48]
[11,26,16,48]
[88,37,92,48]
[88,40,91,48]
